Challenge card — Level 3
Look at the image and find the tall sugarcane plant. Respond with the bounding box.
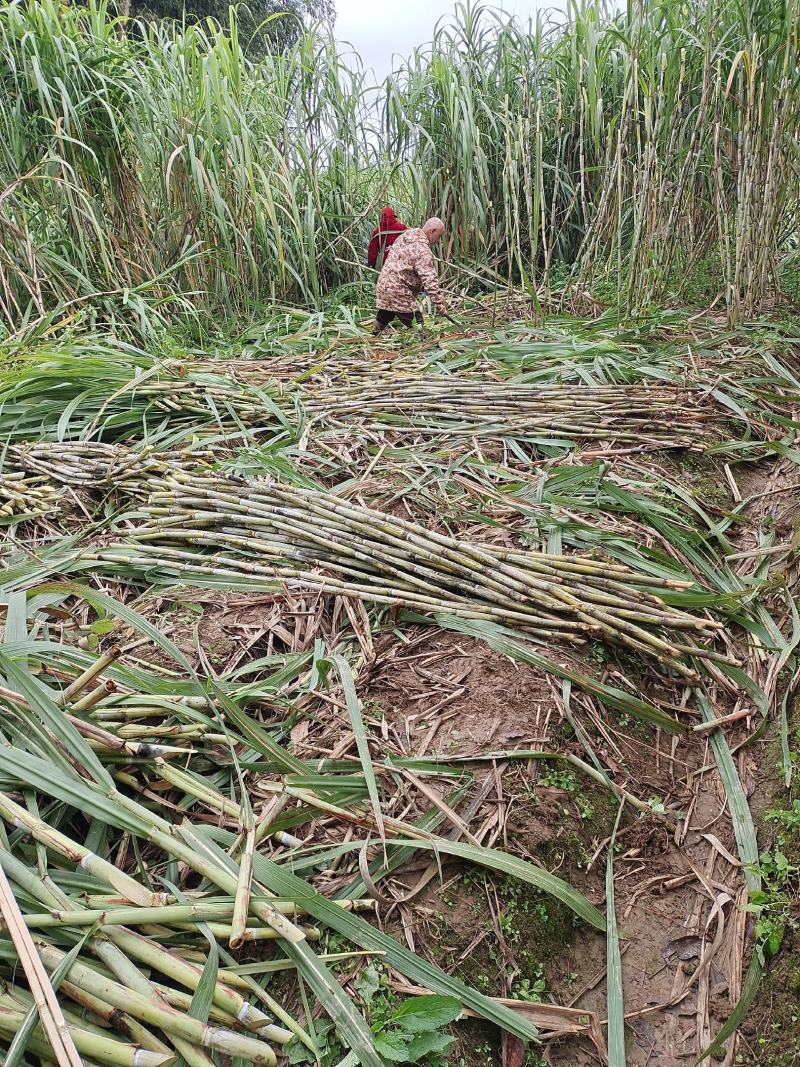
[2,0,799,338]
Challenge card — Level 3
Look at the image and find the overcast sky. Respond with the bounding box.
[335,1,568,82]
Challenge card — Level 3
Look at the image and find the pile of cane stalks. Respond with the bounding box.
[0,642,303,1067]
[307,379,716,448]
[68,463,724,678]
[0,471,62,521]
[4,442,729,676]
[2,351,770,453]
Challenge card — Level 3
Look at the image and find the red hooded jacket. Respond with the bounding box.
[367,207,407,269]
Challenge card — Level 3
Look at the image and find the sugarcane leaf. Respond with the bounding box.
[696,692,760,893]
[0,651,113,789]
[707,662,770,719]
[3,591,27,663]
[606,802,626,1067]
[378,834,605,926]
[780,685,794,790]
[775,592,800,675]
[163,880,219,1028]
[693,947,764,1064]
[708,387,751,426]
[334,786,468,897]
[0,745,149,836]
[0,548,98,596]
[206,676,306,774]
[283,940,385,1067]
[331,654,384,842]
[0,689,78,777]
[57,391,92,441]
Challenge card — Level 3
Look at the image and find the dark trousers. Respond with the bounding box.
[373,309,423,334]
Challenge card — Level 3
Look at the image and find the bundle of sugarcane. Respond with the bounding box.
[88,470,724,676]
[307,378,717,448]
[183,352,403,388]
[3,642,210,762]
[10,442,216,499]
[0,470,62,520]
[0,784,368,1067]
[109,375,292,427]
[0,352,294,443]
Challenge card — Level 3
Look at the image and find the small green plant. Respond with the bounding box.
[288,990,462,1067]
[588,641,609,664]
[289,965,462,1066]
[766,799,800,832]
[537,766,576,791]
[369,995,462,1063]
[747,847,799,956]
[574,793,595,821]
[536,766,594,820]
[457,1042,494,1067]
[511,966,547,1003]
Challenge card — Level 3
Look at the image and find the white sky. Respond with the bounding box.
[335,1,569,82]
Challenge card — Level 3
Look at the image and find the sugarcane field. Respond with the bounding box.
[2,0,800,1065]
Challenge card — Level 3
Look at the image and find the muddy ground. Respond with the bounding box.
[363,629,761,1066]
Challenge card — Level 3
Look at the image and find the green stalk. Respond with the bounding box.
[94,937,217,1067]
[34,941,278,1066]
[56,648,121,707]
[22,900,341,928]
[0,1000,175,1067]
[101,926,280,1036]
[0,793,160,907]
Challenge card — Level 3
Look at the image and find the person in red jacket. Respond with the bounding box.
[367,206,407,270]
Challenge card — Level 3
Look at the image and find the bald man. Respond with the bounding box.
[373,217,448,335]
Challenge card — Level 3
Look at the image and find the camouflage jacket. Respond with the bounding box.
[375,228,446,314]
